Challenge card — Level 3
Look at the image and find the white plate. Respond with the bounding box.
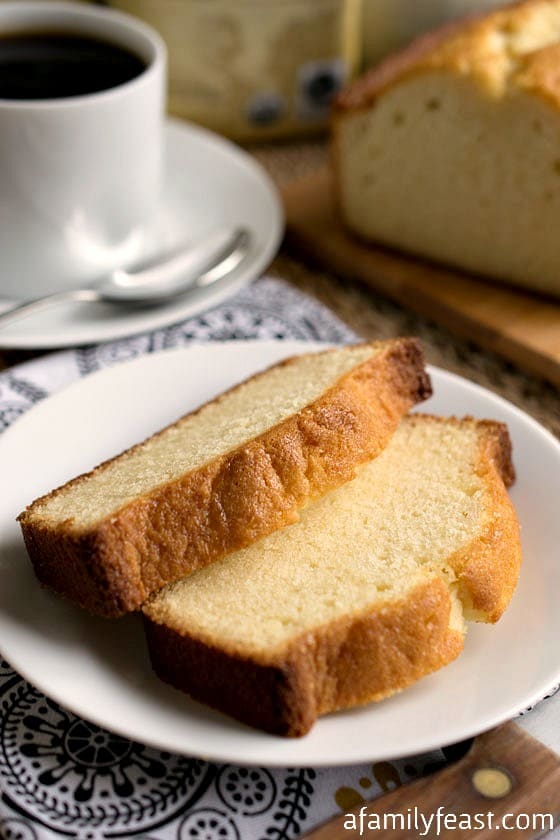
[1,340,559,767]
[0,120,283,350]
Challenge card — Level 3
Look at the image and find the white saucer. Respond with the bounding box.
[0,120,283,350]
[1,341,560,767]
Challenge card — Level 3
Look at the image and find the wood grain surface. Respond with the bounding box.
[283,170,560,389]
[302,722,560,839]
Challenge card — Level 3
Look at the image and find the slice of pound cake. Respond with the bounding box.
[333,0,560,297]
[18,339,431,617]
[143,415,521,737]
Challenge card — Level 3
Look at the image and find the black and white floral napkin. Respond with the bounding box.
[0,278,556,840]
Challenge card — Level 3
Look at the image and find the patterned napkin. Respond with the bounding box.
[0,277,557,840]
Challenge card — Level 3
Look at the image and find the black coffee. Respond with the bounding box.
[0,32,146,100]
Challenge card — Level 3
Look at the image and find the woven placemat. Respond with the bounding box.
[253,140,560,439]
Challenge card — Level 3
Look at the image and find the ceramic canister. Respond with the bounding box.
[100,0,361,142]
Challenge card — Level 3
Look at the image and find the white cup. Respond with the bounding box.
[0,1,166,300]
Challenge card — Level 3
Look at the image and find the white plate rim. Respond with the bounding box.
[0,119,284,350]
[0,339,559,767]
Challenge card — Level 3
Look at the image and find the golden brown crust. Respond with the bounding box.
[477,419,516,488]
[448,419,521,622]
[405,414,521,622]
[144,578,464,737]
[515,41,560,109]
[333,0,560,114]
[19,339,431,617]
[333,16,473,113]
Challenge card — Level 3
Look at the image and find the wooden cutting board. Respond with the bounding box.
[302,722,560,839]
[282,169,560,389]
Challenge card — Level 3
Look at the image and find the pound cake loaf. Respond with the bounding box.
[333,0,560,297]
[144,415,521,737]
[19,339,431,617]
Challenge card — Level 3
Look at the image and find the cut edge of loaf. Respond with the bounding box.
[329,12,475,247]
[19,339,431,617]
[143,416,521,736]
[331,0,560,264]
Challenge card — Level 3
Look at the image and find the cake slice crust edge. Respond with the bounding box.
[19,338,431,617]
[143,416,521,737]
